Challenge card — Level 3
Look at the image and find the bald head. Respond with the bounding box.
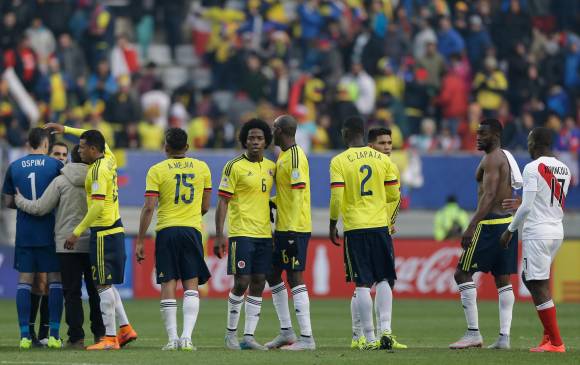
[273,114,298,149]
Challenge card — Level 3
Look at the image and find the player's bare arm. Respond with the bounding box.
[214,196,229,258]
[136,195,158,263]
[43,122,64,134]
[3,194,15,209]
[201,189,211,216]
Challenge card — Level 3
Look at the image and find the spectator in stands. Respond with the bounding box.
[297,0,324,62]
[328,83,358,148]
[433,195,469,241]
[340,61,375,117]
[104,75,141,148]
[86,59,117,104]
[473,56,508,117]
[26,17,56,72]
[110,34,140,78]
[546,84,570,117]
[240,53,268,103]
[413,18,437,59]
[141,80,170,130]
[403,66,431,136]
[465,15,492,73]
[375,58,404,101]
[384,21,410,64]
[492,0,532,59]
[503,111,536,151]
[5,35,39,93]
[436,62,469,135]
[84,3,115,71]
[409,117,437,152]
[56,33,87,90]
[370,108,403,150]
[541,34,565,88]
[438,126,461,152]
[161,0,186,62]
[417,40,445,93]
[564,37,580,91]
[0,11,19,50]
[507,42,530,114]
[36,57,71,121]
[268,59,290,109]
[437,16,465,61]
[138,107,164,151]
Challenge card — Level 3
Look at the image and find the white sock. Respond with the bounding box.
[182,290,199,340]
[160,299,178,341]
[112,286,129,327]
[98,288,116,336]
[458,282,479,331]
[355,287,375,342]
[291,285,312,337]
[271,282,292,329]
[536,299,554,310]
[351,291,362,339]
[498,285,514,335]
[227,292,244,332]
[243,296,262,336]
[375,280,393,333]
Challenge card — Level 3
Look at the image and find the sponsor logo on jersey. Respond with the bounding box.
[291,169,300,180]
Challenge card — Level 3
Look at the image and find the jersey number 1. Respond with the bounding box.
[174,174,194,204]
[360,165,373,196]
[27,172,37,199]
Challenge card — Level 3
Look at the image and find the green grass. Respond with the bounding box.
[0,298,578,364]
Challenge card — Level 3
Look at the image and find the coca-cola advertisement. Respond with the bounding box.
[133,237,532,301]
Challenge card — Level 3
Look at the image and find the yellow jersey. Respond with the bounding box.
[145,157,212,232]
[386,164,401,228]
[274,145,311,233]
[329,146,400,232]
[218,154,276,238]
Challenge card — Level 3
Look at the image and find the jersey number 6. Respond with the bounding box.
[174,173,195,204]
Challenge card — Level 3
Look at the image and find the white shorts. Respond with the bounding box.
[522,239,563,281]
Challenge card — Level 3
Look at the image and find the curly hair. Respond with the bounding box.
[239,118,272,148]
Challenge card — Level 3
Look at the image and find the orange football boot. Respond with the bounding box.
[530,340,566,353]
[86,336,120,350]
[117,325,138,347]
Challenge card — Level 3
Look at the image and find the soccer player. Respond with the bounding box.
[45,123,137,350]
[265,115,314,351]
[136,128,212,351]
[214,118,276,350]
[2,128,64,349]
[499,127,570,353]
[49,142,69,162]
[329,117,400,350]
[449,119,519,350]
[347,127,407,349]
[15,145,105,348]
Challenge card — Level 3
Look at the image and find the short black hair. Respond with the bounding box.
[165,128,188,151]
[49,141,69,154]
[480,118,503,135]
[28,128,50,149]
[368,127,392,143]
[239,118,272,148]
[79,130,106,153]
[71,144,82,163]
[531,127,553,149]
[343,116,365,136]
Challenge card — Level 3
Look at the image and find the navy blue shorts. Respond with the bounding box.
[273,231,311,272]
[227,237,273,275]
[344,227,396,286]
[14,245,60,273]
[155,227,211,285]
[90,220,126,285]
[457,214,518,276]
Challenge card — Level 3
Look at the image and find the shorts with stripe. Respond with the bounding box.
[227,236,273,275]
[344,227,396,286]
[457,214,518,276]
[90,219,126,285]
[273,231,310,271]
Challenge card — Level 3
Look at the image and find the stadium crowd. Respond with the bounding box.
[0,0,579,154]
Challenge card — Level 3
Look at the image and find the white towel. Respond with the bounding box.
[502,149,523,190]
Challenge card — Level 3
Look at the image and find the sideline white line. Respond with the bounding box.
[1,362,112,365]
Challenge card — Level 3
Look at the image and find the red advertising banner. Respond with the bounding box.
[133,237,531,301]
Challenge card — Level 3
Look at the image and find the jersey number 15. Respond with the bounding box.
[174,173,195,204]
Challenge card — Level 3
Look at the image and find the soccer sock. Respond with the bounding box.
[355,287,375,342]
[48,283,63,338]
[112,286,130,327]
[17,283,32,339]
[243,296,262,336]
[39,295,50,339]
[536,300,563,346]
[458,282,479,331]
[497,285,514,335]
[182,290,200,340]
[160,299,178,341]
[291,285,312,337]
[29,293,40,337]
[98,287,117,337]
[271,282,292,329]
[351,291,362,339]
[226,292,243,332]
[375,280,393,334]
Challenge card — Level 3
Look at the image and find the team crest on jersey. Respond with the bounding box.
[91,181,99,192]
[221,177,229,187]
[291,169,300,180]
[237,260,246,269]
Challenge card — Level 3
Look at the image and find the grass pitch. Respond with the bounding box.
[0,298,578,365]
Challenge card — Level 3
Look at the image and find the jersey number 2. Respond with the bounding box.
[174,174,194,204]
[360,165,373,196]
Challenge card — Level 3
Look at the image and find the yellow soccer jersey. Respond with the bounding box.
[329,146,400,232]
[218,154,276,238]
[275,145,311,233]
[386,164,401,228]
[145,158,212,232]
[85,154,121,228]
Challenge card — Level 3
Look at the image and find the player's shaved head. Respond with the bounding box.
[343,116,365,136]
[274,115,297,137]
